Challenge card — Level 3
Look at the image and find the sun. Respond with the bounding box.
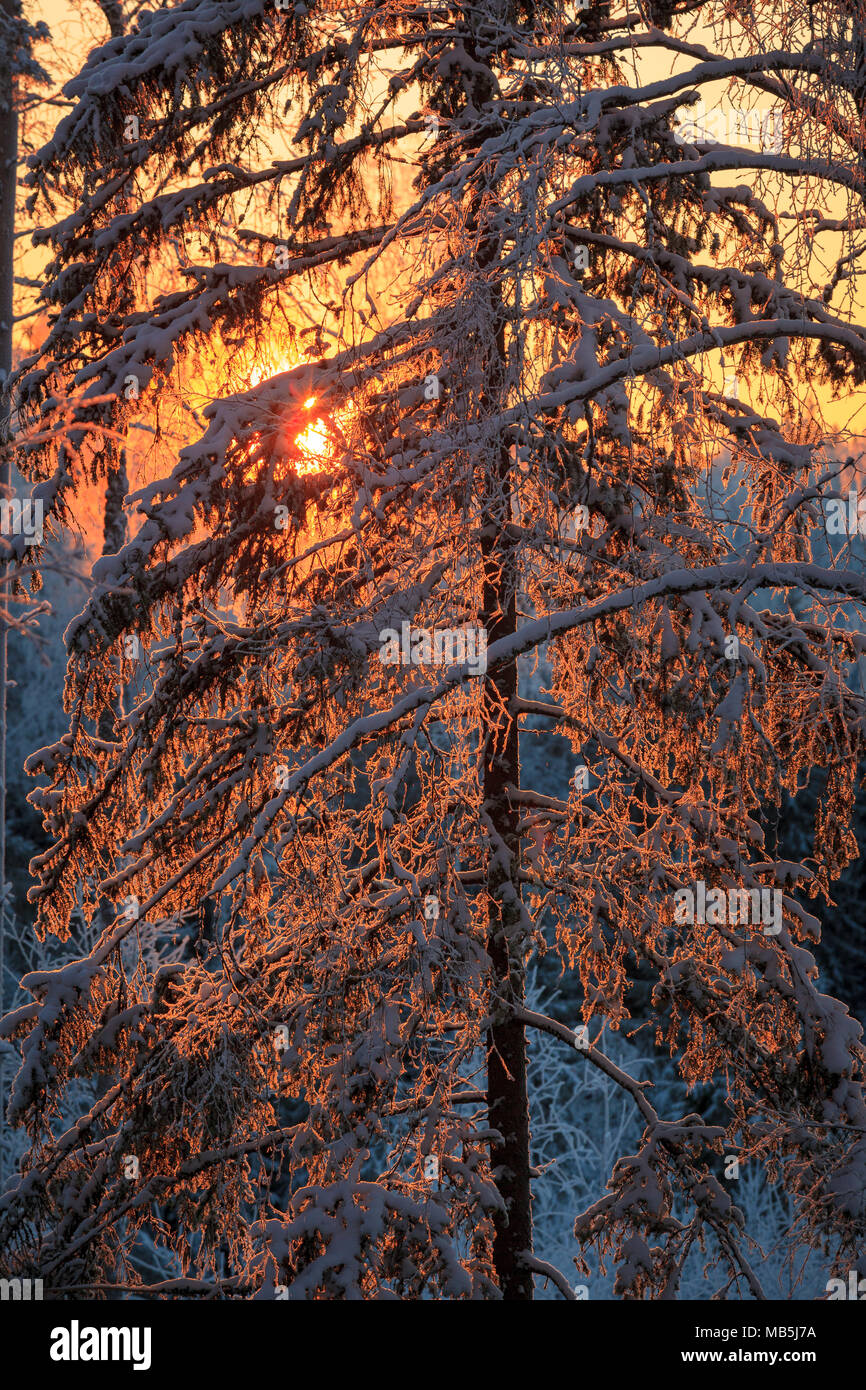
[294,396,330,469]
[245,356,332,476]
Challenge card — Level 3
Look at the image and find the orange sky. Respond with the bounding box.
[17,0,866,526]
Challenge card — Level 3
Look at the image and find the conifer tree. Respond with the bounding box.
[3,0,866,1299]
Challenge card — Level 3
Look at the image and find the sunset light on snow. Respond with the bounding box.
[2,0,866,1352]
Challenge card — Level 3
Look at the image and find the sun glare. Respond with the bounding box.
[295,396,330,467]
[245,358,331,477]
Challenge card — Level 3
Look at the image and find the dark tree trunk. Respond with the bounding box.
[478,249,533,1301]
[102,448,128,557]
[482,522,532,1298]
[448,0,533,1300]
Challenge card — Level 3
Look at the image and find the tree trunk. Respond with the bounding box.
[482,518,532,1299]
[479,256,533,1300]
[446,0,533,1298]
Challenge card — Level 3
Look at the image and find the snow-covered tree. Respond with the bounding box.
[0,0,58,1194]
[3,0,866,1299]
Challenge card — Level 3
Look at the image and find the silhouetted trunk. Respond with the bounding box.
[478,237,533,1301]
